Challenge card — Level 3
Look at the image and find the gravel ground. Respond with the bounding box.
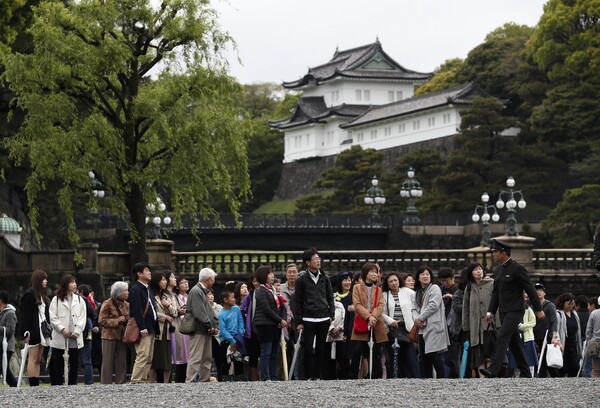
[1,378,599,407]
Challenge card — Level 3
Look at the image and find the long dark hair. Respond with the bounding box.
[57,274,76,301]
[150,271,166,297]
[29,269,50,305]
[414,266,433,290]
[234,281,248,305]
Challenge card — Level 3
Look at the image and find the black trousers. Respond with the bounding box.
[301,320,330,380]
[49,347,80,385]
[0,350,17,386]
[489,311,530,377]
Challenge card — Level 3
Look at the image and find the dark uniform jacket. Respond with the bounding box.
[487,258,542,315]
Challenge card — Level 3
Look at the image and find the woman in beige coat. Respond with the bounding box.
[350,262,386,378]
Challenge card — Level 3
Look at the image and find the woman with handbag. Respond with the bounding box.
[18,269,50,386]
[462,262,497,377]
[555,292,582,377]
[349,262,386,379]
[382,272,419,378]
[98,281,130,384]
[48,274,87,385]
[412,265,450,378]
[149,271,178,383]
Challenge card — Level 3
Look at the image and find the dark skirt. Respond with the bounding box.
[469,344,487,369]
[152,339,172,370]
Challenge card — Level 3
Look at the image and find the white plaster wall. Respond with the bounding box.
[303,79,416,106]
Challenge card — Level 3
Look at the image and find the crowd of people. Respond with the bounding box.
[1,241,600,386]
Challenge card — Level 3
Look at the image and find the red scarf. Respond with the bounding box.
[86,295,96,309]
[262,284,280,308]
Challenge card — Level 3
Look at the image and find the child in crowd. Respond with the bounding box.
[218,291,246,381]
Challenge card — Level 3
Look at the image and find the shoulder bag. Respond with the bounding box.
[123,299,149,344]
[353,286,379,334]
[178,313,197,335]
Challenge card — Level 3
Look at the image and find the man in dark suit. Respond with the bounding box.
[480,239,545,378]
[128,262,158,383]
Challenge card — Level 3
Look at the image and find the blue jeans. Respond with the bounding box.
[256,325,281,381]
[79,340,93,385]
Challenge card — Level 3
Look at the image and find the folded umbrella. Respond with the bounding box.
[2,327,7,385]
[280,329,288,381]
[460,340,470,379]
[537,330,548,375]
[368,328,374,380]
[288,329,302,380]
[63,337,69,385]
[17,331,30,389]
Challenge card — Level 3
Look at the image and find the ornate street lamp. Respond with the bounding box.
[364,175,386,224]
[495,176,526,236]
[472,192,500,246]
[87,171,106,230]
[146,196,171,239]
[399,167,423,225]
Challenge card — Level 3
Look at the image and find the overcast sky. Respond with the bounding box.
[211,0,548,85]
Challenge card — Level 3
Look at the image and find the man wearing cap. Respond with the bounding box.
[480,239,545,378]
[533,282,560,377]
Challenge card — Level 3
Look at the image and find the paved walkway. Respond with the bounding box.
[1,378,599,407]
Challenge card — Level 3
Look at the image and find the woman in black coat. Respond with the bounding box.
[252,265,288,381]
[19,269,50,386]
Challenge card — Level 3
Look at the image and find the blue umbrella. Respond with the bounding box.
[460,340,470,379]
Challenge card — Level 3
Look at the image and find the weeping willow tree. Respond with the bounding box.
[1,0,250,262]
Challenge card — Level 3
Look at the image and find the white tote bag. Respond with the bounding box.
[546,344,563,369]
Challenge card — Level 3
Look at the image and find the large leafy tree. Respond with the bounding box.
[527,0,600,163]
[543,184,600,247]
[295,145,383,214]
[1,0,250,262]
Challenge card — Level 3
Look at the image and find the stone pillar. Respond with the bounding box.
[146,239,175,272]
[77,242,99,272]
[492,234,536,269]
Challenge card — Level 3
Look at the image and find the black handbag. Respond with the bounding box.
[483,322,497,358]
[40,308,52,339]
[390,325,412,344]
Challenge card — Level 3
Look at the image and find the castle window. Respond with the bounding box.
[413,120,420,130]
[364,90,370,101]
[356,90,362,101]
[388,91,394,102]
[399,123,406,133]
[428,117,436,127]
[384,126,391,136]
[370,130,377,140]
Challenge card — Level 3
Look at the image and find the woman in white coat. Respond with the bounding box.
[412,266,450,378]
[382,272,420,378]
[49,274,87,385]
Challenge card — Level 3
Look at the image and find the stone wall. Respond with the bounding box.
[276,136,455,199]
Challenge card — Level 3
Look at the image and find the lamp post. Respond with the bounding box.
[146,196,171,239]
[495,176,526,236]
[399,167,423,225]
[472,192,500,246]
[364,175,386,225]
[87,171,105,231]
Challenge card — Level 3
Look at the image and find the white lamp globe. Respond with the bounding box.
[472,214,480,222]
[496,200,504,209]
[482,213,490,222]
[492,213,500,222]
[518,200,526,209]
[506,177,515,188]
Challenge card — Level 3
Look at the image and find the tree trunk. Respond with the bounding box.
[127,183,147,272]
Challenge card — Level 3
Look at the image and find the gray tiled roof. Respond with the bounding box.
[283,41,431,89]
[341,82,492,128]
[268,96,370,129]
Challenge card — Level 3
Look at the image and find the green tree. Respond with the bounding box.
[543,184,600,247]
[2,0,250,262]
[295,145,383,213]
[415,58,463,96]
[527,0,600,163]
